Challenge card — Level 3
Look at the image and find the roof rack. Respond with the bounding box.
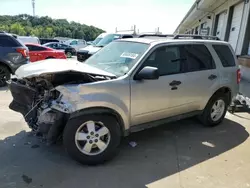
[138,34,175,38]
[138,34,220,40]
[173,34,220,40]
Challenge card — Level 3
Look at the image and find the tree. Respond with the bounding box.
[10,23,26,36]
[0,14,105,40]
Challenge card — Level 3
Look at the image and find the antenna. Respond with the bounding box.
[32,0,35,16]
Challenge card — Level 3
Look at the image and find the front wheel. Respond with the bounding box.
[63,115,121,165]
[199,93,228,127]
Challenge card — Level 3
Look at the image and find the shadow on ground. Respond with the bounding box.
[0,118,248,188]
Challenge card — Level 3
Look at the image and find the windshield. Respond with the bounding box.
[85,41,149,76]
[95,34,121,47]
[92,37,102,45]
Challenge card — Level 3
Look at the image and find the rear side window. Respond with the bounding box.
[0,35,20,47]
[213,45,235,67]
[184,44,215,72]
[26,45,47,51]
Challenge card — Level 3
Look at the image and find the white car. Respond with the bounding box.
[63,39,87,51]
[17,36,40,45]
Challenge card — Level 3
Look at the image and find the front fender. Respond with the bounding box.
[55,85,130,131]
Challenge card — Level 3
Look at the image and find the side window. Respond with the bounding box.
[60,44,68,48]
[213,45,235,67]
[0,36,19,47]
[70,40,78,45]
[26,45,47,51]
[143,46,185,76]
[26,45,33,51]
[184,44,215,72]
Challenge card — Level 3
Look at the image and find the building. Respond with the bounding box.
[175,0,250,81]
[174,0,250,56]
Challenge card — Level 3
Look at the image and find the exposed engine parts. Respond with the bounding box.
[8,71,110,145]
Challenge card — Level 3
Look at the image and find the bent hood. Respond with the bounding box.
[15,59,116,78]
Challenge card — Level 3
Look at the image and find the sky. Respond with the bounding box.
[0,0,195,33]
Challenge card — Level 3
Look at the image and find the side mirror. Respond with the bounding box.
[135,66,159,80]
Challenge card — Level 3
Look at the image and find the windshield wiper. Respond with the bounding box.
[95,45,104,47]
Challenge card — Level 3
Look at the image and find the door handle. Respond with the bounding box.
[208,74,217,80]
[169,80,182,86]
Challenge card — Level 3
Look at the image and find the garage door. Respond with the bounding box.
[216,12,226,39]
[228,2,244,51]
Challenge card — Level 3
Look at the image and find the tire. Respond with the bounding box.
[63,114,121,165]
[199,93,229,127]
[0,65,10,87]
[66,52,72,58]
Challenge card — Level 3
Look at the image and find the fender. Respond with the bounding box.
[69,107,127,136]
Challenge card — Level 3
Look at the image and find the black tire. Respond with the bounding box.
[63,115,121,165]
[66,51,72,58]
[0,65,10,87]
[199,93,229,127]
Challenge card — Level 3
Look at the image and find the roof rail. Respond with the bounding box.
[138,34,220,40]
[138,34,175,38]
[173,34,220,40]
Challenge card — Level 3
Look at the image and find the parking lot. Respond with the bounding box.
[0,81,250,188]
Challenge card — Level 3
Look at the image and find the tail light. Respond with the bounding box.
[16,48,28,58]
[237,69,241,84]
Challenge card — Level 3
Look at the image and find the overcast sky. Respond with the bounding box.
[0,0,194,33]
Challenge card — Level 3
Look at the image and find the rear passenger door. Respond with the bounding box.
[183,44,219,110]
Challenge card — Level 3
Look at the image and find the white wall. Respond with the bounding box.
[179,0,249,55]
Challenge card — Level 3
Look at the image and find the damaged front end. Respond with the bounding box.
[8,59,116,144]
[8,77,71,144]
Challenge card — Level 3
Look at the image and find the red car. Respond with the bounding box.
[25,43,67,62]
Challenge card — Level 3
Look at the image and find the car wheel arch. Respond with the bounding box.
[68,107,126,137]
[0,61,13,74]
[207,87,232,107]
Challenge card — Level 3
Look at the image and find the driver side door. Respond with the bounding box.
[130,45,190,126]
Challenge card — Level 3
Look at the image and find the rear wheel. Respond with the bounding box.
[0,65,10,87]
[63,115,121,165]
[66,52,72,58]
[199,93,228,127]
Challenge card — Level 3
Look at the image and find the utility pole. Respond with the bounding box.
[32,0,35,17]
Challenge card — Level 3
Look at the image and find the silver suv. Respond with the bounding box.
[8,34,240,165]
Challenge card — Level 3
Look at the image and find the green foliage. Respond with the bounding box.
[0,14,105,41]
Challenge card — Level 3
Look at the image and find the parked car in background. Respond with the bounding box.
[77,33,134,62]
[43,42,76,57]
[0,32,29,87]
[40,38,60,45]
[87,41,93,45]
[92,33,107,45]
[25,43,66,62]
[7,34,240,165]
[63,39,87,51]
[17,36,40,45]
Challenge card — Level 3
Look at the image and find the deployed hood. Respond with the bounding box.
[15,59,116,78]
